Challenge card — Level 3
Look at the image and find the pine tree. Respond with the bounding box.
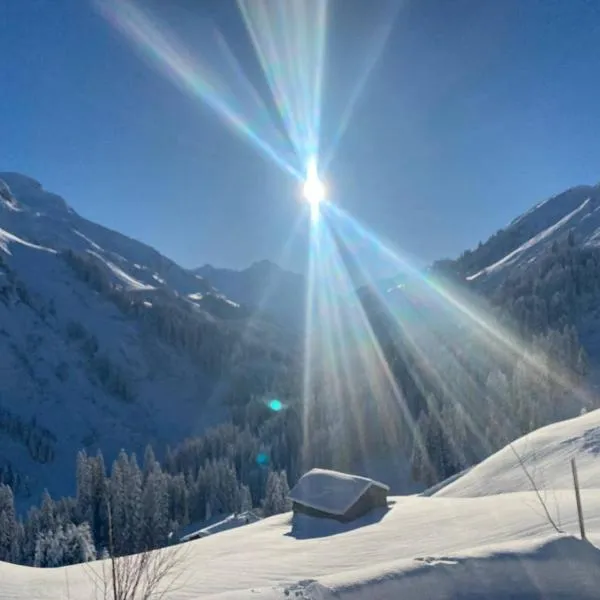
[109,451,129,555]
[33,521,95,567]
[143,444,158,482]
[108,451,144,553]
[262,470,290,516]
[262,470,281,517]
[240,484,252,513]
[33,531,50,567]
[142,461,169,549]
[38,490,56,533]
[90,450,109,550]
[0,484,17,562]
[64,522,96,565]
[217,461,240,514]
[125,454,143,553]
[278,471,292,512]
[168,473,189,529]
[76,450,93,524]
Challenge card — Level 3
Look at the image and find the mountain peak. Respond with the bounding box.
[247,259,282,274]
[0,172,43,190]
[0,172,72,217]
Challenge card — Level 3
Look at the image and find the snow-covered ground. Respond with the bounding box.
[2,409,600,599]
[436,407,600,498]
[178,511,262,542]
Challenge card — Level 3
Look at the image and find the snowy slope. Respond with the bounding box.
[468,197,590,281]
[457,183,600,283]
[435,408,600,498]
[0,173,224,300]
[0,174,295,502]
[3,409,600,598]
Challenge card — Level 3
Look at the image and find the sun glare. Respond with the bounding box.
[303,158,325,206]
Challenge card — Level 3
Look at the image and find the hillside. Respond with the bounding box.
[194,261,305,330]
[430,182,600,381]
[350,180,600,497]
[2,409,600,598]
[451,183,600,283]
[436,406,600,498]
[0,173,297,502]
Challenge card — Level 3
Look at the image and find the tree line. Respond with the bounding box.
[0,403,297,567]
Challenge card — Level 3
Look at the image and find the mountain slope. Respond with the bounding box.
[452,183,600,283]
[194,260,305,329]
[0,173,230,304]
[0,174,297,502]
[435,407,600,497]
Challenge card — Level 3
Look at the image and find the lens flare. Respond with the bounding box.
[268,399,284,412]
[303,157,326,223]
[303,158,325,206]
[95,0,302,180]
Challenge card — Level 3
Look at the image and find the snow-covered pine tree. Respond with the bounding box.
[0,484,18,562]
[262,470,281,517]
[34,526,65,568]
[262,470,291,516]
[76,450,93,524]
[143,444,157,483]
[63,522,96,565]
[33,522,95,567]
[167,472,189,529]
[142,458,169,549]
[109,451,129,555]
[38,489,56,534]
[90,450,109,550]
[240,484,252,513]
[218,460,240,514]
[125,454,143,553]
[278,471,292,512]
[410,412,436,486]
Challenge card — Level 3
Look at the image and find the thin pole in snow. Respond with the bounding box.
[571,458,586,540]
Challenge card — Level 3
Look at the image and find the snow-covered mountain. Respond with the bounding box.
[3,408,600,599]
[0,173,297,502]
[0,173,237,308]
[453,183,600,283]
[194,260,305,330]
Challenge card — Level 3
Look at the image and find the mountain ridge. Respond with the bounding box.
[446,183,600,283]
[193,259,305,329]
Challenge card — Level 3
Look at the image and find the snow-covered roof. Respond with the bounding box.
[179,511,261,542]
[289,468,389,516]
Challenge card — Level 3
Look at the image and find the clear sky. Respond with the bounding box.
[2,0,600,274]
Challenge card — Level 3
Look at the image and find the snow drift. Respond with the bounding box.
[2,408,600,598]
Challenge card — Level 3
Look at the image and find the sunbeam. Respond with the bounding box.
[325,219,502,456]
[237,0,328,167]
[321,0,403,170]
[325,203,595,423]
[95,0,302,179]
[301,203,424,473]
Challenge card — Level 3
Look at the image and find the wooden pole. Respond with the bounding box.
[571,458,586,540]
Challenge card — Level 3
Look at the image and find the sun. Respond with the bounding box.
[302,157,325,206]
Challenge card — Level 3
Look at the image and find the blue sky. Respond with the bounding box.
[2,0,600,273]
